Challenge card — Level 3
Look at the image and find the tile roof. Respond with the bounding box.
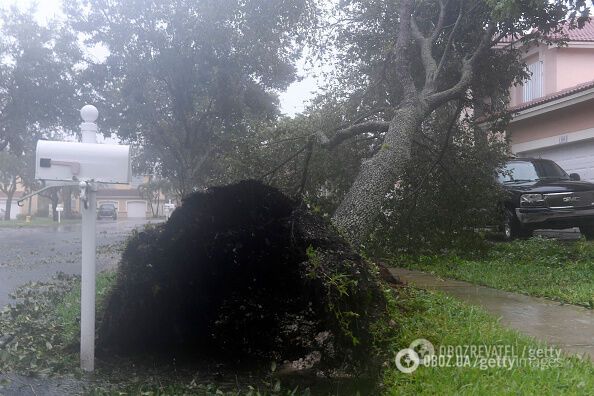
[509,79,594,113]
[549,19,594,42]
[499,19,594,44]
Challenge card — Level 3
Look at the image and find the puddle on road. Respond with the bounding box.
[390,268,594,361]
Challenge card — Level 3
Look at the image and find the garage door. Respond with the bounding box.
[518,140,594,182]
[127,201,147,218]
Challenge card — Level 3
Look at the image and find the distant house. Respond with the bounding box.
[1,175,159,220]
[96,175,171,219]
[505,20,594,180]
[96,188,148,219]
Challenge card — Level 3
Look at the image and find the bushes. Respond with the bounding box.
[98,181,387,375]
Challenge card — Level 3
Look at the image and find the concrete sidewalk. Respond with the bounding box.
[390,267,594,361]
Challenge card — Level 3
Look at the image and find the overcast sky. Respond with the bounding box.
[2,0,321,116]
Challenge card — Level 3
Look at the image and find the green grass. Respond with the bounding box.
[383,286,594,395]
[3,268,594,394]
[0,272,117,376]
[390,237,594,307]
[0,218,80,228]
[54,271,117,345]
[0,275,79,375]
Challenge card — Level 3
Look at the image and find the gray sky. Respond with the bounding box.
[2,0,321,116]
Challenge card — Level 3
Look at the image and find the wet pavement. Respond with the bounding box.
[390,268,594,361]
[0,374,85,396]
[0,219,160,307]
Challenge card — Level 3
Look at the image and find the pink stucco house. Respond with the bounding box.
[505,20,594,180]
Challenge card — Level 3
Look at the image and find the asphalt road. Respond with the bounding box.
[0,218,159,307]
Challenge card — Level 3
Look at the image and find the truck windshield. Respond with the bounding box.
[498,160,569,183]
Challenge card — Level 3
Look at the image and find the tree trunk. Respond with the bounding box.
[4,191,13,220]
[63,187,73,219]
[3,176,17,221]
[155,194,161,217]
[51,190,59,222]
[332,103,425,246]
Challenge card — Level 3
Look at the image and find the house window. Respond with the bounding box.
[523,60,543,102]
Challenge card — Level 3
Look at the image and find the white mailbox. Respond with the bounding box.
[35,140,131,184]
[18,104,131,373]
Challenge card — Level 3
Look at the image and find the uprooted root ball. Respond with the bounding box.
[98,180,387,374]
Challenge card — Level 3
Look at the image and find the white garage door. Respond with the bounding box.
[127,201,147,218]
[519,140,594,182]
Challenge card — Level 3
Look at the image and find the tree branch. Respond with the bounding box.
[431,0,448,42]
[340,107,388,130]
[260,143,308,182]
[435,1,464,81]
[426,21,497,107]
[393,0,417,99]
[320,121,390,149]
[411,18,438,94]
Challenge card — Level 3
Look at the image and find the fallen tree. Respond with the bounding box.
[98,180,387,375]
[319,0,589,246]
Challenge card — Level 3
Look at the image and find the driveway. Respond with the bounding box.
[0,219,160,307]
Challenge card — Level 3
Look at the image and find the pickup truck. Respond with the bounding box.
[499,158,594,240]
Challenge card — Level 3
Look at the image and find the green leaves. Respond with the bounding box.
[0,271,117,376]
[0,275,79,376]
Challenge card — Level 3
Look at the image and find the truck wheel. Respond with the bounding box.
[504,210,532,240]
[580,224,594,240]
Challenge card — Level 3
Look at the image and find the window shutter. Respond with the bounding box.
[523,61,543,102]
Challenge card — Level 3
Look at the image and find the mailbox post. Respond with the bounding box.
[80,105,99,372]
[56,205,63,223]
[20,104,131,372]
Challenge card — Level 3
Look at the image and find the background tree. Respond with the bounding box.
[0,151,25,220]
[0,6,80,153]
[0,6,81,221]
[64,0,317,198]
[38,186,61,222]
[61,186,78,219]
[138,178,172,218]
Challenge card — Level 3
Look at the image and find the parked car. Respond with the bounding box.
[499,158,594,240]
[97,203,118,220]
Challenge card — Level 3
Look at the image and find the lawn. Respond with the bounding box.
[2,270,594,395]
[0,218,80,228]
[384,286,594,395]
[389,237,594,308]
